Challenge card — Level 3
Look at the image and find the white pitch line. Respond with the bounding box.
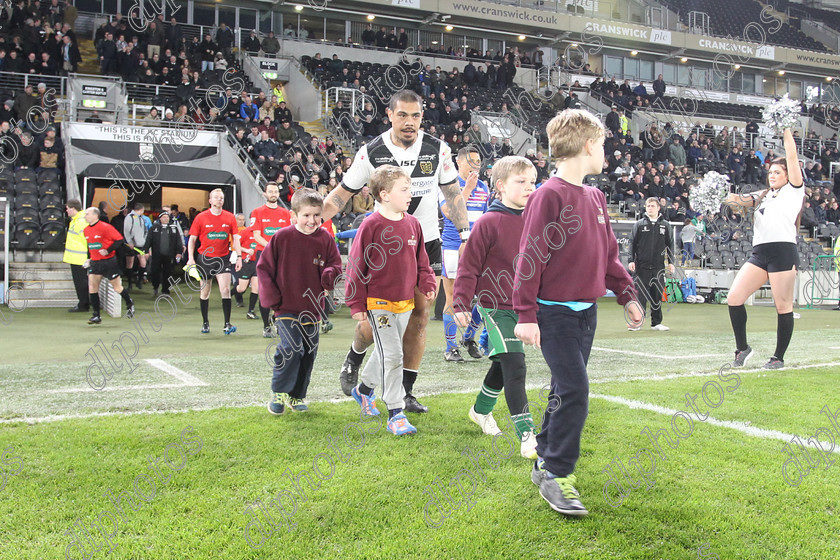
[592,360,840,384]
[146,359,209,386]
[591,393,840,455]
[592,346,730,360]
[47,359,208,394]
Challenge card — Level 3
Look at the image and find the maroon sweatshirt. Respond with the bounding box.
[513,177,637,324]
[345,212,436,316]
[453,200,523,312]
[256,226,342,317]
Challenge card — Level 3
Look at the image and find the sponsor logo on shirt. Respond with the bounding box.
[376,314,390,328]
[207,232,228,240]
[407,235,417,247]
[312,254,325,266]
[264,226,280,236]
[89,242,102,249]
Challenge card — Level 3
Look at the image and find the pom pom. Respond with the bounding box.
[690,171,730,215]
[762,94,801,135]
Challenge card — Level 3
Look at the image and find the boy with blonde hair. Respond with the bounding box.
[454,155,539,458]
[514,110,643,516]
[346,165,437,435]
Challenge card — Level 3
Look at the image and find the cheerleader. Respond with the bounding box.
[724,127,804,369]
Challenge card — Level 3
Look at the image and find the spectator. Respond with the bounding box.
[827,200,840,223]
[240,96,259,123]
[652,74,665,102]
[374,26,387,48]
[361,23,375,46]
[243,30,261,53]
[669,138,686,168]
[253,129,280,170]
[633,81,648,98]
[261,30,280,54]
[680,218,698,266]
[727,147,743,184]
[146,20,164,59]
[801,200,819,232]
[200,33,216,72]
[216,22,233,59]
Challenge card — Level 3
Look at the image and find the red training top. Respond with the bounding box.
[189,209,238,258]
[345,212,436,316]
[249,204,291,249]
[236,225,258,262]
[84,220,123,261]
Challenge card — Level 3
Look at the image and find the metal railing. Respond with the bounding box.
[804,255,839,309]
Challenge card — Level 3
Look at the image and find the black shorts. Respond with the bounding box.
[747,242,799,273]
[238,259,257,280]
[88,257,121,280]
[425,239,442,275]
[196,252,230,280]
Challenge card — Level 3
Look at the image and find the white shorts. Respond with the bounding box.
[442,249,460,279]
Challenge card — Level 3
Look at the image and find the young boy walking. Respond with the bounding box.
[513,110,643,516]
[345,165,437,436]
[257,189,342,415]
[453,155,539,459]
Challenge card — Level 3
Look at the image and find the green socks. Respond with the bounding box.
[473,383,501,415]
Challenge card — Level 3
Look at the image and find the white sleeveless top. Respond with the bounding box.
[753,182,805,246]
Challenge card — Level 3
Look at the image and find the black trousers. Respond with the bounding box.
[536,304,597,477]
[70,263,89,308]
[150,254,175,293]
[635,267,665,327]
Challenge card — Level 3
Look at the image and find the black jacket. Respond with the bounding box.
[630,214,674,269]
[147,222,184,257]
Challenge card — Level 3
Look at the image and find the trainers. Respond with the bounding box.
[268,392,288,415]
[520,431,539,460]
[321,319,334,334]
[468,406,503,436]
[732,345,753,368]
[531,459,548,486]
[404,394,429,413]
[88,314,102,325]
[351,385,380,417]
[289,398,309,412]
[339,358,360,397]
[126,304,135,319]
[539,473,588,517]
[201,322,210,334]
[444,347,465,362]
[224,323,237,335]
[263,326,274,338]
[387,413,417,435]
[246,311,257,320]
[462,339,483,359]
[651,324,670,331]
[627,325,641,331]
[763,356,784,370]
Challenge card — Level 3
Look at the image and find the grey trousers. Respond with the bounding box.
[362,308,412,411]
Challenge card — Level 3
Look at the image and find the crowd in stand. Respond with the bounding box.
[0,0,81,75]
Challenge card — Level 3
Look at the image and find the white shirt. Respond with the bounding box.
[341,130,458,242]
[753,182,805,246]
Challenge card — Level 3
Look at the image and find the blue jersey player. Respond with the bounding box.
[440,146,491,362]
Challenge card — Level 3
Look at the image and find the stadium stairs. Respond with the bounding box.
[9,256,78,308]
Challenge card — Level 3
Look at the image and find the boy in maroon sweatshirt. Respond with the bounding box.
[345,165,437,436]
[513,110,643,516]
[453,156,539,459]
[257,189,342,415]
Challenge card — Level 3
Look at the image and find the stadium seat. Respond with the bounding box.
[13,181,37,196]
[13,221,39,249]
[37,169,59,185]
[40,222,65,249]
[39,193,62,212]
[13,193,38,212]
[40,207,63,224]
[37,182,60,197]
[14,168,37,184]
[14,206,39,224]
[708,254,723,269]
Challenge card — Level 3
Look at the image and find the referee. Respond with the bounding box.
[629,197,675,331]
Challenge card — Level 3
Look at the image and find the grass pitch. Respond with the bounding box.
[1,290,839,559]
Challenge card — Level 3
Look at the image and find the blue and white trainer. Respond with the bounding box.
[351,385,380,417]
[387,413,417,435]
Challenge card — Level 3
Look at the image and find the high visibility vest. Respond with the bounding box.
[619,115,629,136]
[273,86,284,103]
[63,212,89,265]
